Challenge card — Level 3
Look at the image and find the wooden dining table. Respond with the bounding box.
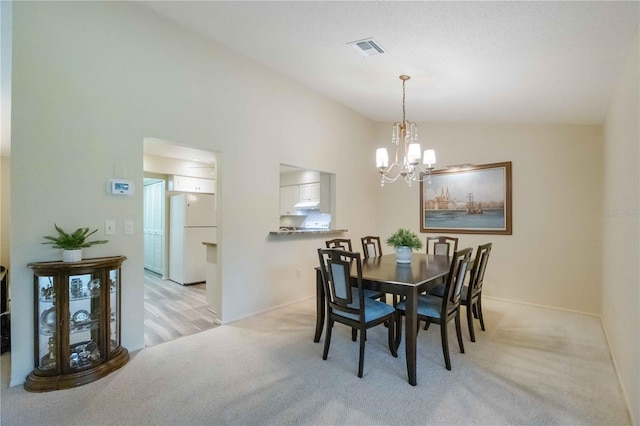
[314,252,451,386]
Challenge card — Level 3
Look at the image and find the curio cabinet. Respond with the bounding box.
[25,256,128,391]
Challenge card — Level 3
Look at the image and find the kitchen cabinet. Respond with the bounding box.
[25,256,128,392]
[299,182,320,203]
[169,175,216,194]
[280,185,300,215]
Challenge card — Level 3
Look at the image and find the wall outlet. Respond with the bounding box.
[124,220,134,235]
[105,220,116,235]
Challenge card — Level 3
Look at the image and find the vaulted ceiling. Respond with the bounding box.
[141,1,639,124]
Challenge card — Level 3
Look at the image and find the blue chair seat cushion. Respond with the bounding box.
[428,283,446,298]
[333,297,395,323]
[429,284,470,303]
[360,288,385,299]
[396,294,443,319]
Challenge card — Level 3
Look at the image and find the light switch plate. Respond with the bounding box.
[124,220,134,235]
[105,220,116,235]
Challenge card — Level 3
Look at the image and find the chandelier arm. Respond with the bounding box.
[378,161,404,181]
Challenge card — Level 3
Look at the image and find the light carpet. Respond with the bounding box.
[0,298,630,425]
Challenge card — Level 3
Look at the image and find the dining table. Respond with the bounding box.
[314,252,452,386]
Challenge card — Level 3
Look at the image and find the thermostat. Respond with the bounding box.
[108,179,134,195]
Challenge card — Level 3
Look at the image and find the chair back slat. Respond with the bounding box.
[470,243,492,295]
[441,247,472,314]
[365,243,377,258]
[434,242,450,256]
[361,236,382,259]
[426,236,459,257]
[329,260,351,303]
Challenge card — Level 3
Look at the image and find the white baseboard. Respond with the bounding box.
[483,295,600,317]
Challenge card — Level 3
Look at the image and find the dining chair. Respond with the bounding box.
[317,248,397,378]
[426,236,459,257]
[361,236,383,260]
[395,247,472,370]
[429,242,492,342]
[422,236,459,330]
[325,238,386,303]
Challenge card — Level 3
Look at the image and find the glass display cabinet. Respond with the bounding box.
[25,256,128,392]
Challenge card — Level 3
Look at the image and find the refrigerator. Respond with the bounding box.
[169,193,217,285]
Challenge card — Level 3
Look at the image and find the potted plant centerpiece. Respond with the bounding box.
[386,228,423,264]
[42,224,108,262]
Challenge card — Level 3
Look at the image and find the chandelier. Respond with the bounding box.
[376,75,436,186]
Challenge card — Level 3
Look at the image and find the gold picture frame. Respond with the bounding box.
[420,161,512,235]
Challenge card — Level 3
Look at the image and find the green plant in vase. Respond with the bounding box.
[43,224,108,262]
[386,228,423,264]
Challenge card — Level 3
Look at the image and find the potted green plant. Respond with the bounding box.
[386,228,423,264]
[42,224,108,262]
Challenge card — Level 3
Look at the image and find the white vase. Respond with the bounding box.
[395,246,412,264]
[62,249,82,262]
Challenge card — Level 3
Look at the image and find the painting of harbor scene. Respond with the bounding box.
[420,162,512,234]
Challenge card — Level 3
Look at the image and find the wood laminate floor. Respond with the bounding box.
[144,270,217,348]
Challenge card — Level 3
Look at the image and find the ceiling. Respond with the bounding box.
[141,1,639,125]
[144,137,217,164]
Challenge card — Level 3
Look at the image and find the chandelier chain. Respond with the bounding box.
[402,79,406,125]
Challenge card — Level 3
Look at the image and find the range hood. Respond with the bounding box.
[294,200,320,209]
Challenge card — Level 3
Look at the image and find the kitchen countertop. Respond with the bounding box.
[269,229,347,236]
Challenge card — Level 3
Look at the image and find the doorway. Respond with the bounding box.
[142,138,219,347]
[143,178,165,276]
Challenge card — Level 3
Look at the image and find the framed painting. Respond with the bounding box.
[420,161,512,235]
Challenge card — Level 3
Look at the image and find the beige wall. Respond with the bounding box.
[373,122,603,314]
[1,1,11,270]
[603,27,639,425]
[0,157,9,269]
[9,2,377,386]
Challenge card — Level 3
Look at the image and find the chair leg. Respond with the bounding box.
[323,318,333,360]
[477,296,486,331]
[440,319,451,370]
[466,302,476,342]
[352,328,357,341]
[387,315,398,358]
[423,319,431,330]
[395,314,403,352]
[455,311,465,354]
[358,328,365,378]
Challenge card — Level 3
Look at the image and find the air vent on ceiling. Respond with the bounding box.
[347,38,386,57]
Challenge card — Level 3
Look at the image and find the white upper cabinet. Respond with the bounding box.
[280,185,301,215]
[169,175,216,194]
[299,182,320,203]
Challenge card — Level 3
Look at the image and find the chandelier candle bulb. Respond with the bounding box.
[424,149,436,166]
[408,143,421,164]
[376,148,389,168]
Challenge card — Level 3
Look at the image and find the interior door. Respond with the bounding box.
[143,180,165,275]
